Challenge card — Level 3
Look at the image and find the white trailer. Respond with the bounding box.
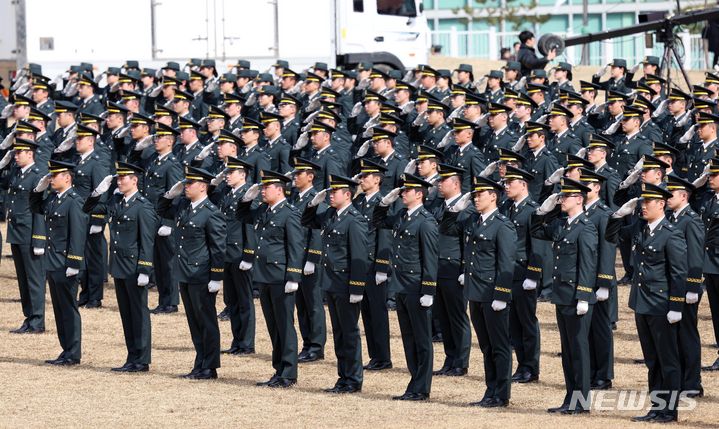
[1,0,429,77]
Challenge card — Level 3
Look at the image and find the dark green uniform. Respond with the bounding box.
[700,190,719,369]
[84,185,157,369]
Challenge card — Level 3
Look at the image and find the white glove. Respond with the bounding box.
[164,181,185,199]
[210,169,228,187]
[603,118,622,135]
[380,187,402,207]
[419,294,434,307]
[239,261,253,271]
[157,225,172,236]
[449,192,472,213]
[350,101,363,117]
[576,300,589,315]
[593,64,610,78]
[375,272,388,284]
[309,188,328,207]
[677,113,691,127]
[292,132,309,151]
[612,197,640,218]
[522,279,537,290]
[349,294,364,304]
[686,291,699,304]
[66,267,79,277]
[91,175,114,197]
[479,161,498,178]
[33,247,45,256]
[89,225,103,234]
[629,62,641,74]
[133,134,154,151]
[436,132,453,149]
[536,114,548,124]
[667,310,682,324]
[0,149,14,169]
[653,99,669,118]
[511,134,526,152]
[137,273,149,287]
[575,147,587,158]
[34,174,52,192]
[54,136,76,153]
[361,126,374,139]
[242,183,261,202]
[355,140,371,158]
[357,78,370,90]
[458,274,465,286]
[0,131,15,150]
[0,104,14,120]
[149,85,163,98]
[693,173,710,188]
[413,111,428,127]
[596,287,609,301]
[619,168,641,190]
[303,261,315,275]
[491,300,507,311]
[195,143,214,161]
[632,156,644,173]
[403,159,417,174]
[679,124,697,144]
[545,167,565,185]
[284,281,299,294]
[208,280,221,293]
[536,193,561,215]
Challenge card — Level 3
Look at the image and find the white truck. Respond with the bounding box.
[0,0,430,77]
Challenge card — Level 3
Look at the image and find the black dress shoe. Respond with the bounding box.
[269,378,296,388]
[127,363,149,373]
[618,275,631,285]
[181,368,201,378]
[511,371,525,381]
[631,411,659,422]
[392,392,428,401]
[45,356,65,365]
[26,327,45,334]
[187,368,217,380]
[591,379,613,390]
[392,392,413,401]
[77,299,89,308]
[10,324,30,334]
[547,404,570,413]
[236,348,255,355]
[633,358,645,365]
[256,375,280,386]
[481,397,509,408]
[57,358,80,366]
[252,289,260,299]
[702,358,719,371]
[431,333,443,343]
[684,387,704,398]
[222,346,241,354]
[364,360,392,371]
[432,366,451,376]
[297,350,309,360]
[84,300,102,309]
[469,398,492,407]
[561,408,589,415]
[298,351,323,363]
[445,367,468,377]
[386,300,396,311]
[651,413,677,423]
[514,372,539,383]
[111,362,133,372]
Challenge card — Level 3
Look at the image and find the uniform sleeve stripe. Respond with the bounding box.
[67,255,83,261]
[31,235,46,240]
[495,286,512,293]
[576,285,593,293]
[138,261,153,267]
[349,280,365,286]
[597,274,614,280]
[527,266,542,272]
[287,267,302,273]
[687,277,703,283]
[308,249,322,255]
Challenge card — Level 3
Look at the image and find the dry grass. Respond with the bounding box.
[1,225,718,428]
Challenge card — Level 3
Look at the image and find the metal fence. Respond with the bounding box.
[431,29,708,70]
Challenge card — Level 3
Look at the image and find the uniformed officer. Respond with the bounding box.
[366,127,407,194]
[500,165,543,383]
[591,58,630,94]
[531,178,598,414]
[430,164,472,377]
[4,139,47,334]
[441,176,517,407]
[157,166,227,380]
[578,168,617,390]
[302,174,369,393]
[585,134,620,209]
[238,117,272,184]
[546,104,582,166]
[373,174,439,401]
[523,121,560,205]
[306,121,343,189]
[354,159,393,370]
[214,157,257,355]
[29,160,89,366]
[606,183,687,423]
[483,102,517,162]
[288,158,326,363]
[260,111,292,174]
[701,158,719,371]
[444,118,487,193]
[83,162,157,372]
[665,175,705,397]
[236,170,304,388]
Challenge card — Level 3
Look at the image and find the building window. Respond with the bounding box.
[377,0,417,17]
[39,37,54,51]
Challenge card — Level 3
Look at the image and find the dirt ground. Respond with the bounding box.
[1,226,719,428]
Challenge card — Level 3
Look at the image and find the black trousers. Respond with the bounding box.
[589,298,614,381]
[509,285,540,376]
[47,270,82,360]
[296,271,326,354]
[223,263,255,349]
[257,282,298,380]
[705,274,719,346]
[115,277,151,365]
[678,297,702,392]
[79,230,107,302]
[396,293,433,395]
[11,244,46,330]
[361,273,391,364]
[556,304,593,410]
[436,276,471,369]
[326,292,363,387]
[154,234,179,307]
[179,282,220,370]
[635,312,681,416]
[470,301,512,401]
